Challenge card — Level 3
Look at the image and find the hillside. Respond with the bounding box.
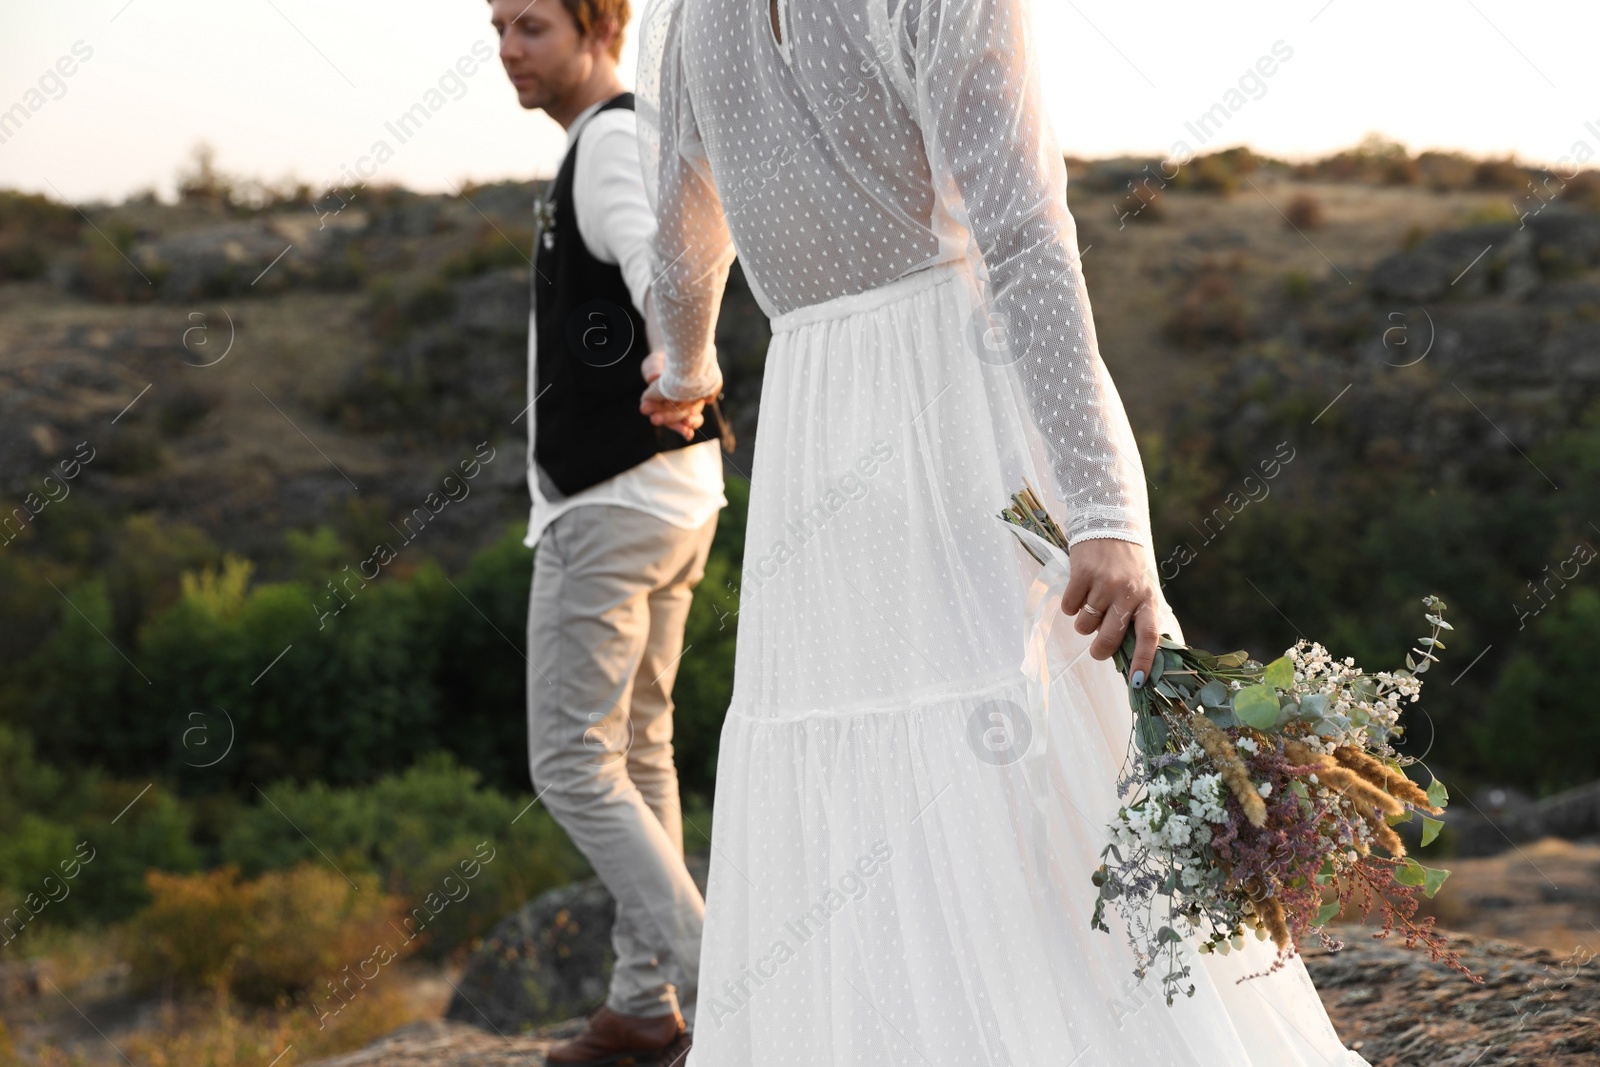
[4,147,1590,576]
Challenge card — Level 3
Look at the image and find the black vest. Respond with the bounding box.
[532,92,727,498]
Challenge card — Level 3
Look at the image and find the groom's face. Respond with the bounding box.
[489,0,603,112]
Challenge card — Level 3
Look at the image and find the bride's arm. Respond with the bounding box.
[904,0,1151,552]
[904,0,1159,679]
[634,0,737,405]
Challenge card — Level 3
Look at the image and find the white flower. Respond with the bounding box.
[1235,737,1260,755]
[1257,782,1273,798]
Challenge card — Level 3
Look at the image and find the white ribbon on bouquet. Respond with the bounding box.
[995,517,1096,813]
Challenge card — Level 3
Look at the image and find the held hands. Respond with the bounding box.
[640,350,713,441]
[1058,537,1159,690]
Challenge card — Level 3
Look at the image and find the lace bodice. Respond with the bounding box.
[636,0,1150,547]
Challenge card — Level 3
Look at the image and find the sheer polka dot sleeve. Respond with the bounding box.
[636,0,737,403]
[904,0,1150,549]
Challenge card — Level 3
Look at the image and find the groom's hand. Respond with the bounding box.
[1058,538,1159,689]
[640,352,712,441]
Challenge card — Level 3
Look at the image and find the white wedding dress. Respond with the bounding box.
[637,0,1369,1063]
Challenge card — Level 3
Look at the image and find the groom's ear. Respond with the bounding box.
[585,12,625,63]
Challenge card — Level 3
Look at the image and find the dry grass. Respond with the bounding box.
[0,867,445,1066]
[115,981,424,1067]
[127,864,414,1005]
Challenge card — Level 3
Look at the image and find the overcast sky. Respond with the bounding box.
[1,0,1595,205]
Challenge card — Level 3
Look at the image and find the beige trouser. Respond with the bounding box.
[527,502,718,1029]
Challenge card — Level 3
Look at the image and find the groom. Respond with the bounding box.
[491,0,730,1063]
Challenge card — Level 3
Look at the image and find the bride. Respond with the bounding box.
[636,0,1368,1062]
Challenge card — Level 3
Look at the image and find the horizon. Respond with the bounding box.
[1,1,1596,205]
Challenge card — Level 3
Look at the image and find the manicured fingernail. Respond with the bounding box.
[1130,669,1146,689]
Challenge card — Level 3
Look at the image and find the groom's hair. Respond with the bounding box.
[488,0,632,63]
[563,0,632,62]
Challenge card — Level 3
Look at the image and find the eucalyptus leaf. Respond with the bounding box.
[1215,650,1249,669]
[1165,676,1199,701]
[1197,680,1229,708]
[1397,858,1451,898]
[1420,816,1444,847]
[1232,684,1280,730]
[1314,900,1340,926]
[1135,714,1169,756]
[1120,626,1139,661]
[1299,693,1329,718]
[1155,679,1179,699]
[1263,655,1295,690]
[1150,648,1167,683]
[1426,777,1449,810]
[1205,705,1240,729]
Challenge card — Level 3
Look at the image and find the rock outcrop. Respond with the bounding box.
[1308,931,1600,1066]
[444,854,709,1035]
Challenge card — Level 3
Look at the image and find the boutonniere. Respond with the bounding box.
[533,197,557,249]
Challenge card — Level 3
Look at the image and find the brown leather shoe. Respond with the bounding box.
[545,1003,686,1066]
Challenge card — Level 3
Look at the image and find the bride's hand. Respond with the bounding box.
[1058,538,1159,689]
[640,354,712,441]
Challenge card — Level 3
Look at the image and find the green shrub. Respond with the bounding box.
[671,477,748,802]
[0,190,79,283]
[0,727,199,930]
[218,755,589,957]
[129,555,447,787]
[425,524,535,791]
[1473,587,1600,795]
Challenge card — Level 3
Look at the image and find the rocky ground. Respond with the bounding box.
[294,933,1600,1067]
[4,844,1595,1065]
[1418,837,1600,955]
[292,844,1600,1067]
[1309,932,1600,1066]
[302,1018,572,1067]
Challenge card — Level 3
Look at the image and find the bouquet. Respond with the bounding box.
[1000,484,1480,1004]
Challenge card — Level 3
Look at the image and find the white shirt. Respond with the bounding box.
[523,97,727,550]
